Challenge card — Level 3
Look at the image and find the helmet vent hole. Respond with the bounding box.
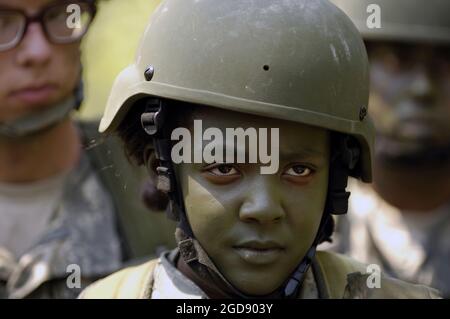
[263,65,270,71]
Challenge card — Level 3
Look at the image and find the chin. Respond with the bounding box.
[231,273,283,296]
[237,284,280,297]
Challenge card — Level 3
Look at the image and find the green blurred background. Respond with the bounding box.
[78,0,161,119]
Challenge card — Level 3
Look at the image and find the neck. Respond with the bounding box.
[373,159,450,212]
[0,118,81,183]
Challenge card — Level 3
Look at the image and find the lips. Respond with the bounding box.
[9,84,58,105]
[233,240,285,265]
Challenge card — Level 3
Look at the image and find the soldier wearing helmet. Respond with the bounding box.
[0,0,175,299]
[329,0,450,297]
[80,0,440,298]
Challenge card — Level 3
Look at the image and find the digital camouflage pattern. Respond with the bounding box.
[336,181,450,298]
[0,152,122,299]
[0,121,176,299]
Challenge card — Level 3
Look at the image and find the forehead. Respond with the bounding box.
[0,0,54,13]
[189,106,329,156]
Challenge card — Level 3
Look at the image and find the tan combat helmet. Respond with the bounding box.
[99,0,374,182]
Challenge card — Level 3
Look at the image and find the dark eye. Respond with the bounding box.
[284,165,312,177]
[208,164,239,176]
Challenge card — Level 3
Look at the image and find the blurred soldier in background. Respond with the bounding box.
[0,0,174,298]
[329,0,450,297]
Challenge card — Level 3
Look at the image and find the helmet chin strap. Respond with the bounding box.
[140,99,359,299]
[0,80,84,139]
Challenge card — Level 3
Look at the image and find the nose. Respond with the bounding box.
[239,177,285,225]
[15,23,52,67]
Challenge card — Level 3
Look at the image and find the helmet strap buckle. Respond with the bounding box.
[327,134,361,215]
[140,99,187,222]
[140,98,166,136]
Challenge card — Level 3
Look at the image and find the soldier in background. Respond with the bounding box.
[329,0,450,297]
[0,0,175,298]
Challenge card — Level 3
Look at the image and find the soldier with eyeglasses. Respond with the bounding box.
[0,0,175,299]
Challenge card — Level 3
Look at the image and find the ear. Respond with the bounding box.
[140,177,169,212]
[141,150,169,212]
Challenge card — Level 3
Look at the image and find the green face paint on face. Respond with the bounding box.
[175,107,330,296]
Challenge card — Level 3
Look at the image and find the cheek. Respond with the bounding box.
[182,174,235,246]
[283,172,328,245]
[0,53,15,98]
[51,44,81,93]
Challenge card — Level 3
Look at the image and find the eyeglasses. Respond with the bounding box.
[0,1,96,52]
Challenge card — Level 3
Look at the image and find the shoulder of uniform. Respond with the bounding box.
[78,258,159,299]
[314,250,367,298]
[315,250,368,278]
[314,251,442,299]
[362,275,442,299]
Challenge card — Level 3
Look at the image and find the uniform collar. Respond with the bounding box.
[151,248,319,299]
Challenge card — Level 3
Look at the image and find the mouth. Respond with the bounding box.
[9,84,58,105]
[233,240,285,265]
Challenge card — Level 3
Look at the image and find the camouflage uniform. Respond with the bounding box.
[0,152,122,299]
[334,180,450,298]
[85,249,319,299]
[80,248,441,299]
[0,121,176,299]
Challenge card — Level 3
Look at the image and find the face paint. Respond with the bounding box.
[175,107,330,296]
[367,41,450,164]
